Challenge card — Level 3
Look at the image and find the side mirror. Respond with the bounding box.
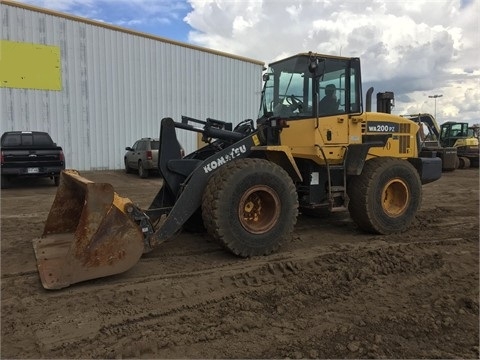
[262,73,270,81]
[308,55,325,75]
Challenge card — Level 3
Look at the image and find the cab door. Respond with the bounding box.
[317,79,349,145]
[315,57,361,147]
[316,115,349,145]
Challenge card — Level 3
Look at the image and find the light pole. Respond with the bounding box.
[428,94,443,119]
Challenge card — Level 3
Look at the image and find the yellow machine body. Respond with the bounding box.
[276,112,419,164]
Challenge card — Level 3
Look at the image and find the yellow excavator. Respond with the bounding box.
[439,121,479,168]
[403,114,478,169]
[374,93,459,172]
[404,113,458,171]
[33,52,442,290]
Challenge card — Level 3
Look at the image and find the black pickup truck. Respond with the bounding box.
[1,131,65,188]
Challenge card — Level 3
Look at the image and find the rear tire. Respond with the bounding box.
[347,157,421,234]
[138,161,148,178]
[54,175,60,186]
[202,158,298,257]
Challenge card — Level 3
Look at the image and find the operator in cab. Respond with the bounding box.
[319,84,339,114]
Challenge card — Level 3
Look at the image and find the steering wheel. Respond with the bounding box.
[285,95,303,112]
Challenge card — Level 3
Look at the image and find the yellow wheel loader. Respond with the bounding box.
[33,52,442,290]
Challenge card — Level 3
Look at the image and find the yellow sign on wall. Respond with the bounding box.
[0,40,62,90]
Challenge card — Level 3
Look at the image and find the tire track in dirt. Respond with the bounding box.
[2,237,476,358]
[1,170,478,359]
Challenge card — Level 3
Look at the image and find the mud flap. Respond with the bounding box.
[32,170,145,290]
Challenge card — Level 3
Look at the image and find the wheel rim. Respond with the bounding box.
[381,178,409,217]
[238,185,281,234]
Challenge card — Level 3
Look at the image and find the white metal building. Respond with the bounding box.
[0,0,264,170]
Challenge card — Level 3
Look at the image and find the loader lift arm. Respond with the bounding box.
[144,117,260,251]
[147,117,252,213]
[31,116,262,290]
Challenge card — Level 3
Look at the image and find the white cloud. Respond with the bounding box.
[185,0,480,124]
[11,0,480,124]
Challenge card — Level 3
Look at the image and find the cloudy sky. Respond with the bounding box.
[15,0,480,125]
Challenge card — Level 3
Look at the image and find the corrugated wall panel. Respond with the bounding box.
[1,2,263,170]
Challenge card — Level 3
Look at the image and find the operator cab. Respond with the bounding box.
[259,53,363,120]
[440,122,471,146]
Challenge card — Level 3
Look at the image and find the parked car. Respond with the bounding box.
[1,131,65,188]
[124,138,160,178]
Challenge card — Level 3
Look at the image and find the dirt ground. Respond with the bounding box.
[1,168,479,359]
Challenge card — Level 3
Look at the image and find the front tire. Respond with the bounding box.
[138,161,149,178]
[125,159,132,173]
[202,158,298,257]
[347,157,421,234]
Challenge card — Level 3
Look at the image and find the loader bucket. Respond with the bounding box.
[32,170,145,290]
